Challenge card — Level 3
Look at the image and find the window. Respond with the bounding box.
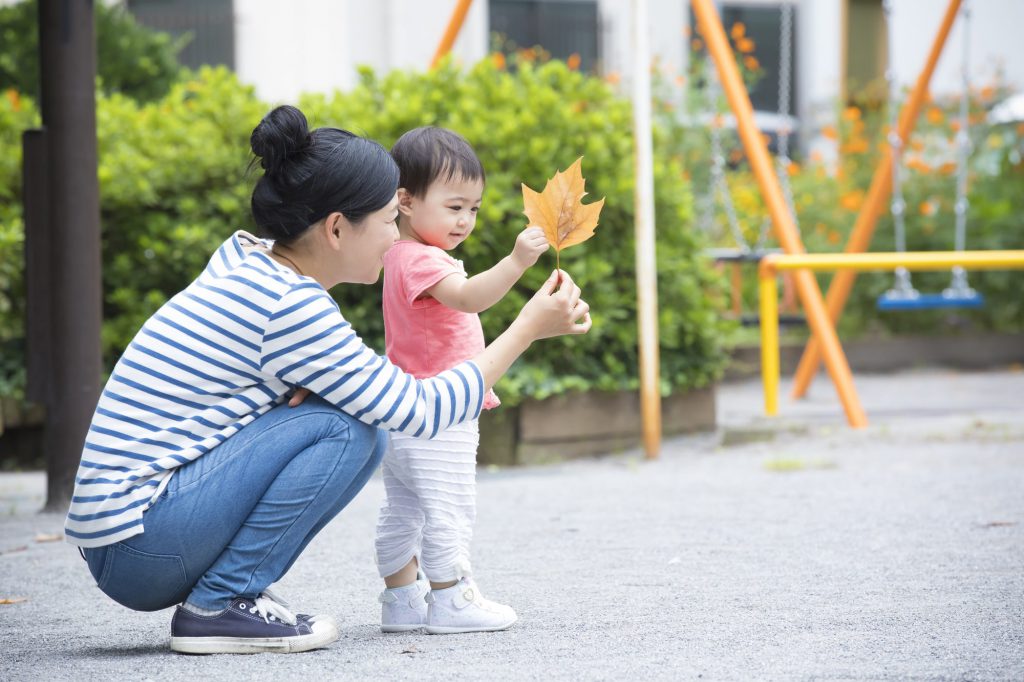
[690,3,798,116]
[489,0,600,72]
[126,0,235,70]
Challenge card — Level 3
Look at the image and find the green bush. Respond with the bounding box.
[300,56,729,401]
[0,0,185,102]
[0,59,730,405]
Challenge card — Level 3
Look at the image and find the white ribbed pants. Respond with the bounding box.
[374,420,478,582]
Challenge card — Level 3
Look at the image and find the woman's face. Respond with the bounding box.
[335,193,400,284]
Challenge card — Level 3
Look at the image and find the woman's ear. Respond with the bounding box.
[396,188,414,217]
[323,212,348,250]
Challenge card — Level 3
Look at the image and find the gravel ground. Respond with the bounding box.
[1,369,1022,680]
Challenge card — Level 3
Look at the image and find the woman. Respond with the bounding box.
[65,105,591,655]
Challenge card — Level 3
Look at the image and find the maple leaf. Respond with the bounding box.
[521,157,605,272]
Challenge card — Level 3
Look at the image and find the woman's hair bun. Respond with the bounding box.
[250,105,312,176]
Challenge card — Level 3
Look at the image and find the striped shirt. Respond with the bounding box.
[64,231,484,548]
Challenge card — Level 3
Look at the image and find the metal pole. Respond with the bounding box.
[691,0,867,428]
[38,0,103,511]
[631,0,662,458]
[430,0,475,68]
[790,0,963,398]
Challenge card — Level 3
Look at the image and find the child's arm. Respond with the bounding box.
[426,226,549,313]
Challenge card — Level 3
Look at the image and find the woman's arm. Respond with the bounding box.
[279,270,590,429]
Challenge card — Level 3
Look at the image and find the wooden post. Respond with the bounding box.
[38,0,103,510]
[692,0,867,428]
[631,0,662,458]
[791,0,963,398]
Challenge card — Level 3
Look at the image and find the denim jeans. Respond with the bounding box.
[83,396,386,612]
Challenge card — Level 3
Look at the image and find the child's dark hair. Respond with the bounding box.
[390,126,485,198]
[250,105,399,243]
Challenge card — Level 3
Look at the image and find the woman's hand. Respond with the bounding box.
[288,387,312,407]
[515,269,592,340]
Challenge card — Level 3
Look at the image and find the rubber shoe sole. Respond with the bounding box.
[171,619,338,654]
[380,623,426,633]
[424,614,517,635]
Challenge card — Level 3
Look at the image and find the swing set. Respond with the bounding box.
[693,0,1024,428]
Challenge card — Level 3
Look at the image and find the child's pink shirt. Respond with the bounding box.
[382,240,500,410]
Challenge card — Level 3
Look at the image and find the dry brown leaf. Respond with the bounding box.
[34,532,63,543]
[522,156,604,271]
[0,597,28,605]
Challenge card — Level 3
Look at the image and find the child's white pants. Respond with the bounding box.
[374,419,478,582]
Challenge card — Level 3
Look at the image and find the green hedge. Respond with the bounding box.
[0,59,730,404]
[0,0,184,103]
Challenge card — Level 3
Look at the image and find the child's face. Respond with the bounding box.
[400,175,484,251]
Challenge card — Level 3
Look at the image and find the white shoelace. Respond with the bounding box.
[251,589,298,626]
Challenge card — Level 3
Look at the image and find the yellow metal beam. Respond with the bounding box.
[761,251,1024,274]
[791,0,964,398]
[758,250,1024,424]
[691,0,867,429]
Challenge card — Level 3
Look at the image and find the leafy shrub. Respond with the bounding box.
[0,0,185,102]
[0,60,730,405]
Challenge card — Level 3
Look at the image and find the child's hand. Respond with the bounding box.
[511,226,549,270]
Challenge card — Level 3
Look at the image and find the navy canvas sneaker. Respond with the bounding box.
[170,593,339,654]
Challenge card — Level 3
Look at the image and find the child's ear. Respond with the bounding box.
[396,188,414,217]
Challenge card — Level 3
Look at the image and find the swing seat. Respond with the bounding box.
[876,290,985,311]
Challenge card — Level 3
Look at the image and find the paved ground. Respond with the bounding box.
[1,368,1022,680]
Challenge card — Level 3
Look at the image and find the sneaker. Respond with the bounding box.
[379,578,429,633]
[170,593,339,654]
[424,578,517,634]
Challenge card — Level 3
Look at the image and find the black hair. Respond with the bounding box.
[250,105,399,243]
[390,126,485,198]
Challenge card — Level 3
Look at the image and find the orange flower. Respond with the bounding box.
[821,125,838,140]
[815,222,827,235]
[919,199,937,216]
[827,230,842,244]
[950,120,962,132]
[841,139,869,154]
[491,52,506,70]
[566,53,581,70]
[743,56,760,71]
[787,161,800,176]
[518,48,535,63]
[675,74,686,86]
[840,190,864,212]
[969,112,985,125]
[905,157,933,173]
[980,85,995,100]
[736,37,755,53]
[730,22,746,39]
[938,161,956,175]
[842,106,861,122]
[729,148,744,164]
[4,88,19,111]
[1017,123,1024,136]
[926,107,944,124]
[604,71,621,85]
[692,38,704,51]
[810,150,823,163]
[909,139,924,152]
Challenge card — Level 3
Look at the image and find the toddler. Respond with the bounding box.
[373,126,548,634]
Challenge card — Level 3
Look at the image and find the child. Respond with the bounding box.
[373,126,548,634]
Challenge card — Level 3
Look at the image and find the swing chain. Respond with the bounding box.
[945,0,977,299]
[703,1,798,254]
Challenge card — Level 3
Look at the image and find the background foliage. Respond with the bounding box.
[0,0,185,103]
[0,55,730,404]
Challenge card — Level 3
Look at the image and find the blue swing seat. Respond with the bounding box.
[876,291,985,311]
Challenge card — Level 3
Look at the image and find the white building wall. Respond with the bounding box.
[234,0,489,103]
[889,0,1024,96]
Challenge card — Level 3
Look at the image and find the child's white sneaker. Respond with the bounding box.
[424,578,517,634]
[378,579,429,633]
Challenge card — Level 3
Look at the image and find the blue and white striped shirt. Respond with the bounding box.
[64,231,484,548]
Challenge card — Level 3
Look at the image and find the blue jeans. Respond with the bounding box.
[83,396,386,612]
